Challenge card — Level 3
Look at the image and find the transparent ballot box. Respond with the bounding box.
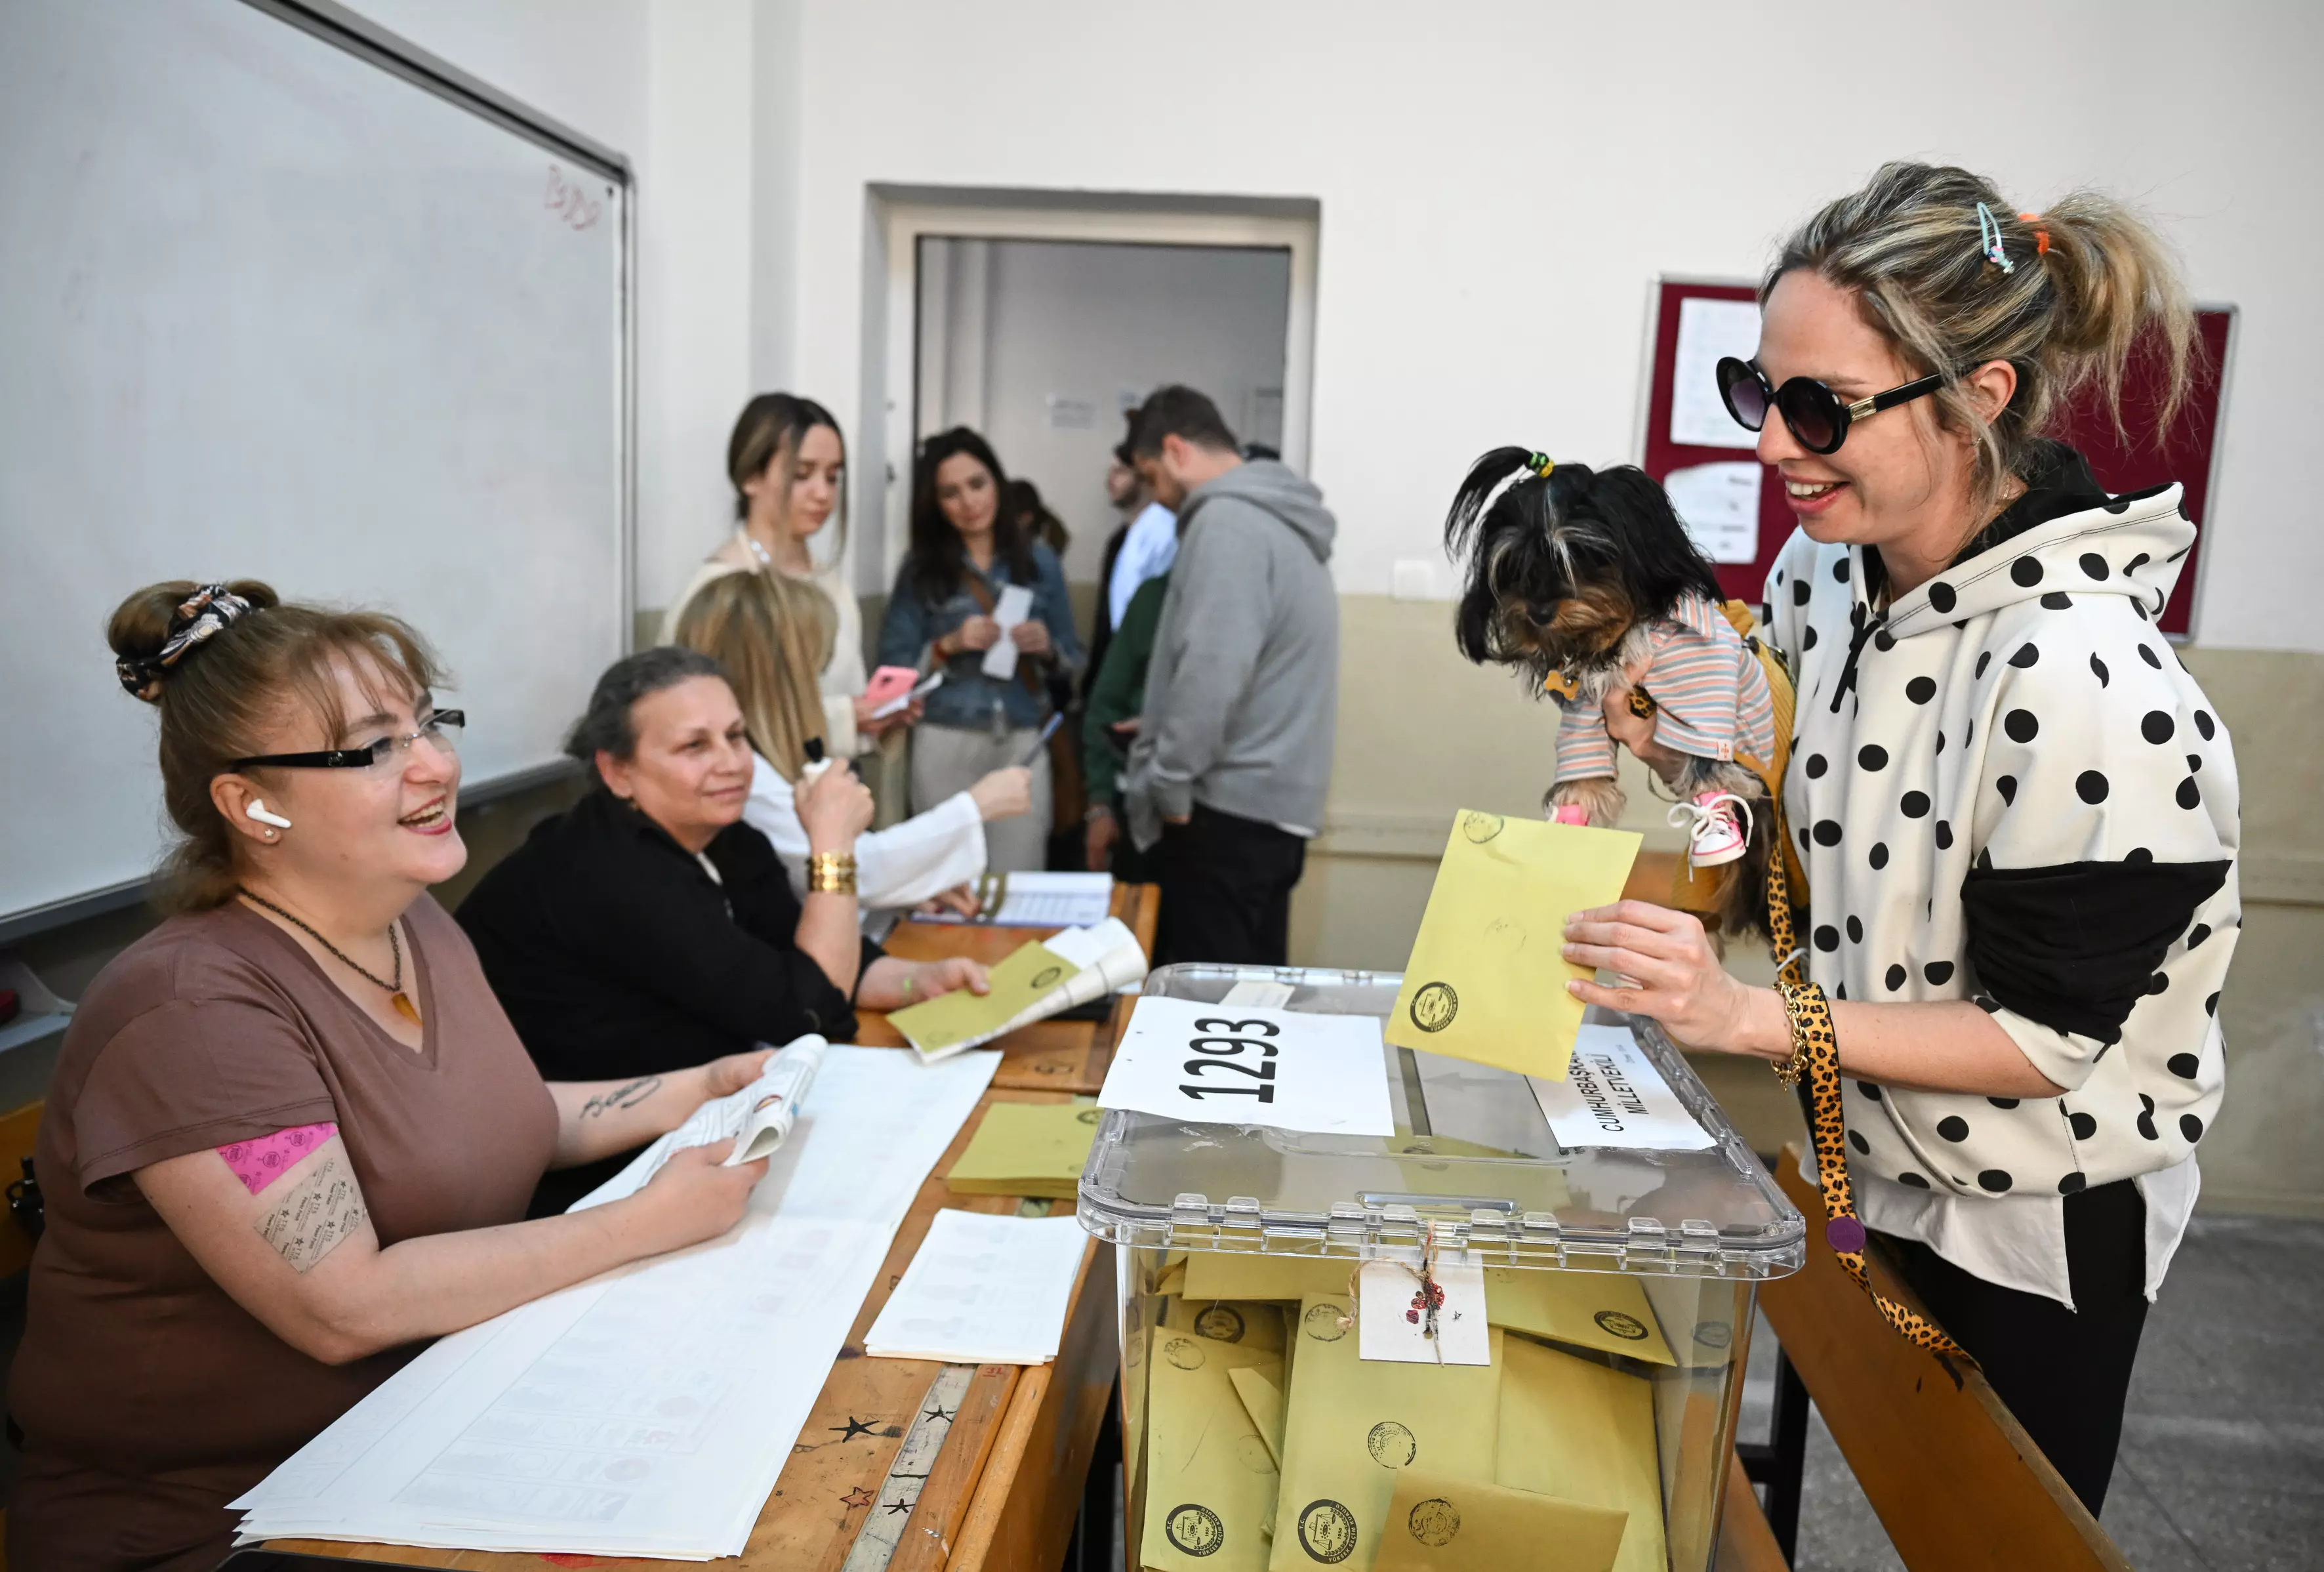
[1076,965,1804,1572]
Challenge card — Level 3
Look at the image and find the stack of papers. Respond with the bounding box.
[888,917,1147,1063]
[232,1046,1000,1558]
[945,1099,1101,1199]
[863,1209,1090,1364]
[916,869,1114,928]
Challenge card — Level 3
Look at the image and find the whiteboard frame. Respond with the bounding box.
[0,0,636,945]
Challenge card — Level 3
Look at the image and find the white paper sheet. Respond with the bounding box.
[863,1210,1089,1364]
[1356,1260,1490,1366]
[1663,460,1764,565]
[1219,979,1295,1008]
[233,1046,1001,1559]
[979,582,1036,680]
[917,870,1114,928]
[1100,996,1395,1137]
[1668,296,1764,449]
[1528,1024,1715,1151]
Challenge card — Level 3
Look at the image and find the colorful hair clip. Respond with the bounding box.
[1976,201,2014,274]
[2018,211,2051,257]
[1527,452,1555,477]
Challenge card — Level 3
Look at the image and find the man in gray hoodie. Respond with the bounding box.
[1124,386,1338,965]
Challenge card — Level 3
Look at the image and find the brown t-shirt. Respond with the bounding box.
[7,896,560,1564]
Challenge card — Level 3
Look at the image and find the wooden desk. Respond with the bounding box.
[270,883,1160,1571]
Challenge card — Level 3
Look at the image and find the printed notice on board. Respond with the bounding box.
[1100,995,1395,1136]
[1528,1024,1715,1151]
[1669,297,1764,449]
[1664,461,1763,564]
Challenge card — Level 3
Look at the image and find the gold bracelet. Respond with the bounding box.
[807,852,858,894]
[1770,979,1823,1089]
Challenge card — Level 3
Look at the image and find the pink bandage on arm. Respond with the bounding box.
[216,1122,338,1197]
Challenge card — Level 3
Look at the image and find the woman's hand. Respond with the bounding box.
[968,766,1033,822]
[857,955,990,1011]
[1010,619,1052,657]
[1561,901,1787,1058]
[795,763,874,854]
[916,884,981,919]
[629,1138,767,1254]
[914,956,990,1001]
[701,1047,775,1099]
[951,615,1000,654]
[855,692,922,741]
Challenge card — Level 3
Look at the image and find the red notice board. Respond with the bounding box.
[1638,278,2235,638]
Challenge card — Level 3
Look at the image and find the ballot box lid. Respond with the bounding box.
[1078,965,1804,1279]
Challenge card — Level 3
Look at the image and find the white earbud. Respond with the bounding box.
[245,800,293,830]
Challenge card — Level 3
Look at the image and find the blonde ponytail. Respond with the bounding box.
[671,569,835,782]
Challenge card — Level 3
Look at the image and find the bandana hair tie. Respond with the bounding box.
[117,583,255,701]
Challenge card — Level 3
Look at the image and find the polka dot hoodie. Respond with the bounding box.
[1765,445,2238,1203]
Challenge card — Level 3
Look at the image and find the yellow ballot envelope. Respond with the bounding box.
[1269,1296,1503,1572]
[945,1099,1100,1199]
[1484,1268,1677,1366]
[1372,1467,1629,1572]
[1184,1253,1355,1306]
[1386,811,1641,1078]
[1496,1333,1667,1572]
[1230,1364,1288,1468]
[887,938,1077,1056]
[1143,1336,1284,1572]
[1165,1296,1288,1353]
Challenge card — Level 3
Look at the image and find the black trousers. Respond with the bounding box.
[1881,1176,2151,1516]
[1155,804,1307,967]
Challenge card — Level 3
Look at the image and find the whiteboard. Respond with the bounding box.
[0,0,631,936]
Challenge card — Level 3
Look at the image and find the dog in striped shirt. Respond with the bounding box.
[1444,450,1777,940]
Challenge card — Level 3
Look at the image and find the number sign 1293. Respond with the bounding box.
[1099,996,1395,1137]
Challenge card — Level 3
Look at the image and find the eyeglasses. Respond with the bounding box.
[1715,357,1946,455]
[232,711,464,773]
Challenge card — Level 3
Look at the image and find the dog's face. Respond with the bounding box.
[1489,550,1638,678]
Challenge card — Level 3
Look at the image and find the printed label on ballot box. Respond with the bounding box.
[1099,996,1395,1136]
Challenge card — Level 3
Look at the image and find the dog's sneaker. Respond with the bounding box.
[1549,803,1592,827]
[1670,791,1751,870]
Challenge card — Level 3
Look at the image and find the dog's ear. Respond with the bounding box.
[1447,447,1568,671]
[1570,466,1726,620]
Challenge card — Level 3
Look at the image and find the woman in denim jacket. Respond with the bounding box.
[878,427,1082,871]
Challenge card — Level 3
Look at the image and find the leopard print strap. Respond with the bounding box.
[1767,804,1976,1365]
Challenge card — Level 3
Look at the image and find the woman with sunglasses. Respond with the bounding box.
[1562,163,2237,1516]
[11,583,779,1570]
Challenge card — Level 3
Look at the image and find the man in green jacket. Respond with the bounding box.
[1081,571,1168,878]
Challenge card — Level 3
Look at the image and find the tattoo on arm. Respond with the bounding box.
[581,1075,663,1119]
[255,1154,367,1274]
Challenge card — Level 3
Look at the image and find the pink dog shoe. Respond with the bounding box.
[1669,791,1751,870]
[1550,803,1592,827]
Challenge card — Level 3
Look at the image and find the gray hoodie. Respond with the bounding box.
[1126,458,1339,850]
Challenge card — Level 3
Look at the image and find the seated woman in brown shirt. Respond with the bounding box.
[457,646,990,1209]
[9,582,787,1572]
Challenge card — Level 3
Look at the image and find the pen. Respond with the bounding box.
[1018,713,1063,766]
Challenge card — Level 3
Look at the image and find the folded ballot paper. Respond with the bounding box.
[863,1209,1089,1363]
[1387,810,1640,1080]
[567,1035,826,1209]
[945,1098,1101,1199]
[887,916,1147,1063]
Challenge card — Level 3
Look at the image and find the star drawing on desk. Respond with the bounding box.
[841,1485,875,1510]
[830,1415,881,1441]
[884,1497,916,1516]
[923,1403,956,1424]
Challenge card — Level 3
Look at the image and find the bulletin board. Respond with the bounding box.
[1637,278,2236,638]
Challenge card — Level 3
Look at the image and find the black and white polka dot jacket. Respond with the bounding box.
[1765,462,2237,1202]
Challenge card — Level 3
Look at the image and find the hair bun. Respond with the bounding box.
[108,579,277,702]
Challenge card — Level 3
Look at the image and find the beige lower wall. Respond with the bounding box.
[1288,595,2324,1216]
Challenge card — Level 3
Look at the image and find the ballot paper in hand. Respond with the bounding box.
[864,1209,1088,1363]
[1529,1024,1715,1151]
[570,1035,827,1208]
[1386,811,1640,1079]
[1102,996,1396,1137]
[981,582,1036,678]
[889,917,1149,1063]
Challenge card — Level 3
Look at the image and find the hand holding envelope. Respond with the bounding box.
[1387,811,1641,1079]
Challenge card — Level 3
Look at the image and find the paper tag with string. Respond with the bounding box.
[1356,1256,1490,1366]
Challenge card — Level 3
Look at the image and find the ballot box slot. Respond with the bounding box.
[1395,1045,1433,1137]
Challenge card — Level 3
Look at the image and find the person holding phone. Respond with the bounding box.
[876,427,1084,873]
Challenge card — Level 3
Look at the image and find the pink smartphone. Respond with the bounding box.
[863,665,919,710]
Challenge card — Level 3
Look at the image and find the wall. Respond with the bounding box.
[917,238,1292,583]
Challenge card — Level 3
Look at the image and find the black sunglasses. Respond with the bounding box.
[1715,357,1946,455]
[232,711,464,772]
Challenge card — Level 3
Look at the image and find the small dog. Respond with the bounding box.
[1444,449,1779,940]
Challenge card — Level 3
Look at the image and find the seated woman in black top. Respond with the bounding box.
[461,648,988,1206]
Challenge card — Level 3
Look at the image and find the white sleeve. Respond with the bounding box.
[852,793,988,909]
[742,755,814,898]
[821,692,861,759]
